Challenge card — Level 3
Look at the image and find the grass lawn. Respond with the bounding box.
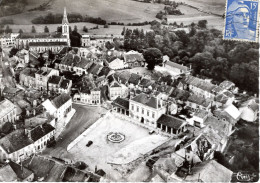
[67,112,168,181]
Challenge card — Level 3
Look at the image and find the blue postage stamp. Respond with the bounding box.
[224,0,259,42]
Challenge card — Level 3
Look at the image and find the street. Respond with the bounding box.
[42,103,108,160]
[0,48,16,87]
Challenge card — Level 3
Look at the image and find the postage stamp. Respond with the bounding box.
[223,0,259,42]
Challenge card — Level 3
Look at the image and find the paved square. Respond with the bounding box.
[68,113,168,180]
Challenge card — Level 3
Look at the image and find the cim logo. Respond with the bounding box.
[233,172,258,182]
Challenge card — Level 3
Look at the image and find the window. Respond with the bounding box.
[152,112,155,118]
[131,104,134,110]
[147,111,149,116]
[142,108,144,114]
[137,107,139,112]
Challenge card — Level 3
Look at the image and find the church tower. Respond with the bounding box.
[62,7,70,46]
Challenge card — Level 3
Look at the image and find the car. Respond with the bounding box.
[86,141,93,147]
[149,130,155,135]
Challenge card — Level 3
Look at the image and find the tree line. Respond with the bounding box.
[31,13,107,25]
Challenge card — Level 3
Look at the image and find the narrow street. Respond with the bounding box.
[0,49,16,88]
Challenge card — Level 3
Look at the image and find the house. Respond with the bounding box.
[164,61,191,75]
[15,49,29,64]
[35,67,59,91]
[19,68,37,88]
[157,114,187,136]
[186,94,212,112]
[106,58,128,70]
[128,73,142,87]
[124,50,145,68]
[0,33,19,48]
[129,93,167,128]
[42,93,72,121]
[73,75,101,105]
[219,80,236,91]
[108,74,129,101]
[2,86,21,100]
[111,97,130,116]
[0,123,55,163]
[0,99,17,128]
[0,164,18,181]
[185,160,233,182]
[58,53,81,72]
[29,42,68,53]
[81,34,91,47]
[214,90,235,108]
[9,161,34,181]
[178,75,221,99]
[89,35,113,47]
[59,78,72,94]
[169,87,190,105]
[48,75,63,93]
[192,109,210,128]
[239,98,259,122]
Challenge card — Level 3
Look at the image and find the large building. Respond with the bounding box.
[0,33,20,48]
[15,8,70,50]
[129,93,167,128]
[0,99,16,129]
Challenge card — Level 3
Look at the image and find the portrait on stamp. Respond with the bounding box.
[224,0,259,41]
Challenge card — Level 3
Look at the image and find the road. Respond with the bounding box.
[0,48,16,88]
[42,103,108,161]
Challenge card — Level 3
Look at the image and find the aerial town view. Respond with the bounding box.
[0,0,259,182]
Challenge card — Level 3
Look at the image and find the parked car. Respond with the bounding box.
[149,130,155,135]
[86,141,93,147]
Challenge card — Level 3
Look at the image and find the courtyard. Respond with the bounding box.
[67,112,169,181]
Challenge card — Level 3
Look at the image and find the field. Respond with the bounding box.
[67,112,168,181]
[0,0,164,25]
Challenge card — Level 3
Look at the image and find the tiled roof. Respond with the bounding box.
[18,32,64,39]
[0,165,18,182]
[224,105,241,120]
[139,78,153,87]
[0,99,16,121]
[204,116,229,138]
[166,61,189,71]
[187,94,211,107]
[128,73,141,85]
[60,79,71,89]
[185,160,233,182]
[52,94,71,108]
[20,68,37,77]
[0,129,33,154]
[29,42,68,47]
[170,88,190,101]
[112,97,129,109]
[9,161,33,180]
[80,75,97,94]
[182,75,217,93]
[90,64,103,75]
[75,57,92,68]
[124,50,144,63]
[219,80,235,90]
[194,109,209,119]
[157,114,185,129]
[2,86,20,94]
[30,123,55,142]
[131,93,161,109]
[48,75,62,85]
[23,156,55,178]
[114,71,131,84]
[240,98,259,112]
[98,66,111,77]
[60,53,81,67]
[87,62,97,73]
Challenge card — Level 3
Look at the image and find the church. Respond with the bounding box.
[15,8,70,53]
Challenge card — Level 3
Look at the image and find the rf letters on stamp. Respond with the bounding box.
[224,0,259,42]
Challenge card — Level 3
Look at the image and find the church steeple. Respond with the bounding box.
[62,7,70,46]
[62,7,69,25]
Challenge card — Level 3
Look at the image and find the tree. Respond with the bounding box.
[44,26,49,33]
[104,24,109,28]
[5,25,12,33]
[57,26,62,32]
[175,30,189,47]
[18,29,23,34]
[198,20,207,29]
[73,25,78,33]
[143,48,163,70]
[121,27,126,36]
[83,26,88,32]
[31,26,36,33]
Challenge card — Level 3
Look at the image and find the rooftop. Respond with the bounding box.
[0,129,33,154]
[111,97,129,109]
[52,94,71,108]
[124,50,144,63]
[166,61,189,71]
[29,42,68,47]
[18,32,64,39]
[20,68,37,78]
[48,75,62,85]
[60,79,71,89]
[0,164,18,182]
[157,114,186,130]
[9,161,33,180]
[187,94,211,107]
[0,99,16,120]
[30,123,55,142]
[128,73,141,85]
[194,109,210,119]
[131,93,162,109]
